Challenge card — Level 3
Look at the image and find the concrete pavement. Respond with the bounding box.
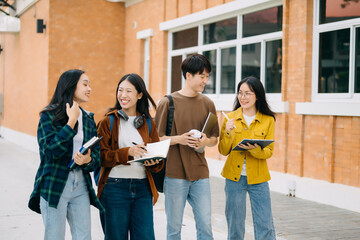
[1,137,360,239]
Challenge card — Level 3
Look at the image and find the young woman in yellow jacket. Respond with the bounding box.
[218,76,276,240]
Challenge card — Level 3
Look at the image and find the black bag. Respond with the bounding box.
[151,94,174,193]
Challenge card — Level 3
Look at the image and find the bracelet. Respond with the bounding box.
[83,160,92,167]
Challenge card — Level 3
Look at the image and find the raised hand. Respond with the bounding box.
[66,101,80,128]
[225,118,236,132]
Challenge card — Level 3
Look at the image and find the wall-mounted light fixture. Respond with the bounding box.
[0,44,3,55]
[36,19,46,33]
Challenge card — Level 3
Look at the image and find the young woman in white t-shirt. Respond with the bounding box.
[97,73,163,240]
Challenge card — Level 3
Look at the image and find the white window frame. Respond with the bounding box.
[161,0,287,112]
[296,0,360,117]
[137,29,153,87]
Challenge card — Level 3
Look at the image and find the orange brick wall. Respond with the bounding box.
[267,114,287,173]
[279,0,360,188]
[0,0,49,136]
[282,0,314,177]
[334,116,360,186]
[303,115,334,181]
[48,0,125,121]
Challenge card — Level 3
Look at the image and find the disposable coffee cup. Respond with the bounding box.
[189,129,201,138]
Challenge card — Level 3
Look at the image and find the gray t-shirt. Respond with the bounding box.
[155,91,219,181]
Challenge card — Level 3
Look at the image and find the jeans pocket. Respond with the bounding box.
[106,178,122,185]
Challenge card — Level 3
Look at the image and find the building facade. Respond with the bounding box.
[1,0,360,212]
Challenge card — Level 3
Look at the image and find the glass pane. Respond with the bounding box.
[173,27,198,50]
[242,6,283,37]
[221,47,236,93]
[171,56,183,93]
[241,43,261,80]
[203,17,237,44]
[318,29,349,93]
[319,0,360,24]
[203,50,216,94]
[265,40,282,93]
[356,28,360,93]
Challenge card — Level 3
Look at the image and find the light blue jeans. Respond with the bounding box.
[225,176,276,240]
[40,169,91,240]
[164,176,213,240]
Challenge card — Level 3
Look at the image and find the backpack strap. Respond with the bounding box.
[109,114,115,134]
[146,117,152,136]
[165,94,174,136]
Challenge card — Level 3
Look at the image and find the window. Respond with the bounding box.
[203,50,217,94]
[167,4,282,98]
[313,0,360,99]
[173,27,198,50]
[203,17,237,44]
[355,28,360,93]
[243,6,282,37]
[242,43,260,80]
[171,56,183,92]
[318,29,349,93]
[266,40,282,93]
[319,0,360,24]
[221,47,236,93]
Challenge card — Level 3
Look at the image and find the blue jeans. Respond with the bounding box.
[40,169,91,240]
[100,178,155,240]
[164,176,213,240]
[225,176,276,240]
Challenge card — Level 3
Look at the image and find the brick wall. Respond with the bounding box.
[0,0,49,136]
[48,0,125,121]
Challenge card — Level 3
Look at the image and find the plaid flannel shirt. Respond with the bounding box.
[28,108,104,213]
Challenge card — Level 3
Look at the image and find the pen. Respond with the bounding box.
[132,142,147,151]
[222,111,236,129]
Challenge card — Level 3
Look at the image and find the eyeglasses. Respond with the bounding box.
[237,92,255,99]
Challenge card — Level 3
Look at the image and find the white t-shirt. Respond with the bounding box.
[241,113,256,176]
[71,110,86,179]
[72,110,83,157]
[108,116,147,179]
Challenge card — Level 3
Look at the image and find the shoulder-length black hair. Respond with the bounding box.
[40,69,84,126]
[108,73,156,119]
[233,76,276,120]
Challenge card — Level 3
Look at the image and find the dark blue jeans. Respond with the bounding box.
[100,178,155,240]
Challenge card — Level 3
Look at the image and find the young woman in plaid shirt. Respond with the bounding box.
[28,69,103,240]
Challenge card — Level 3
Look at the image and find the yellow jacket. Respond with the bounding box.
[218,107,275,184]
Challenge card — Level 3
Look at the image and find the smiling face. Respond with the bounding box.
[73,74,91,104]
[187,70,210,93]
[117,79,143,116]
[238,82,257,112]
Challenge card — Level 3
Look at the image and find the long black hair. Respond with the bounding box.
[108,73,156,118]
[40,69,85,126]
[233,76,276,120]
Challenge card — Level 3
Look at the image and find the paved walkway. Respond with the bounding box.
[1,138,360,239]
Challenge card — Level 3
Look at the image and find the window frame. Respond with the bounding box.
[163,0,287,112]
[137,28,153,87]
[312,0,360,102]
